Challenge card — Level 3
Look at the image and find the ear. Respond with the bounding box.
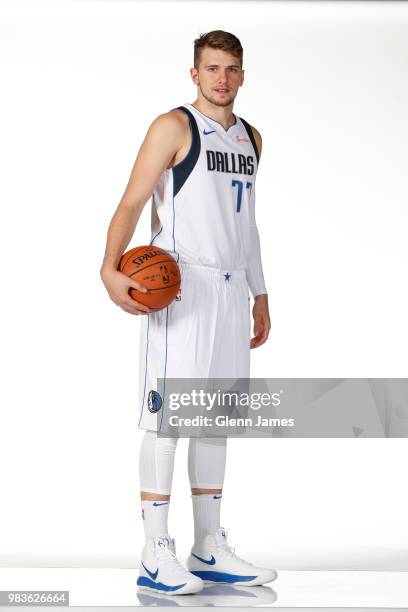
[190,67,199,85]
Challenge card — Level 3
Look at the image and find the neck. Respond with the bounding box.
[190,98,235,130]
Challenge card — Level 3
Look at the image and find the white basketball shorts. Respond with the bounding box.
[137,261,251,432]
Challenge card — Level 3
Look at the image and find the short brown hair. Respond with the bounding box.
[193,30,243,69]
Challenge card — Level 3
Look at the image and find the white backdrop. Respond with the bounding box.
[0,0,407,570]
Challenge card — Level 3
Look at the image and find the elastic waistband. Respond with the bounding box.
[178,261,247,283]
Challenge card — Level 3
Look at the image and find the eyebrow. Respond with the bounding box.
[205,64,240,68]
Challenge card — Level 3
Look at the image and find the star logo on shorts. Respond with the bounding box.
[224,272,231,281]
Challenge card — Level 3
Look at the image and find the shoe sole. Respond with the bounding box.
[190,571,278,586]
[137,576,203,595]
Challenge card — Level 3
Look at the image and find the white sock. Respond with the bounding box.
[141,499,170,540]
[192,493,222,543]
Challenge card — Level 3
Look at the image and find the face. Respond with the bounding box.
[190,46,244,107]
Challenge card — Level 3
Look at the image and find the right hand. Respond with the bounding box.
[100,269,153,315]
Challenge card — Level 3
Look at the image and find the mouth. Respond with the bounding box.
[214,88,229,93]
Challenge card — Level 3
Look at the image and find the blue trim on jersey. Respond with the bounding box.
[187,103,237,132]
[191,570,257,583]
[136,576,187,592]
[150,225,163,245]
[239,116,259,166]
[138,315,150,429]
[138,305,170,431]
[149,193,162,246]
[172,106,201,197]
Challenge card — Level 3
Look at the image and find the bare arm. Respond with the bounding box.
[100,111,188,314]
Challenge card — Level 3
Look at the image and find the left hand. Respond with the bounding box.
[250,293,271,349]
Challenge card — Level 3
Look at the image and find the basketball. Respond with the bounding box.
[118,245,181,310]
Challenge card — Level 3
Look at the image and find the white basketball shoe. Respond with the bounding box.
[187,527,278,586]
[137,534,204,595]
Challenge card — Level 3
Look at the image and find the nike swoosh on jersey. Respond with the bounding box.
[142,562,159,580]
[192,553,216,565]
[203,129,216,135]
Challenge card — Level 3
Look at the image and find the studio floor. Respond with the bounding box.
[0,569,407,608]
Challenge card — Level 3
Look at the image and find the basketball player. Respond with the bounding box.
[100,31,276,594]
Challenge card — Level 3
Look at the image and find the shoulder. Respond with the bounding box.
[146,109,190,140]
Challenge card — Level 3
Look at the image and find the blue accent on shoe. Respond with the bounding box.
[153,501,169,506]
[137,576,187,592]
[213,495,222,499]
[192,552,216,565]
[191,570,257,583]
[142,562,159,581]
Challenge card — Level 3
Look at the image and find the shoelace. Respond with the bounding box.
[216,543,252,565]
[155,540,188,573]
[215,530,254,566]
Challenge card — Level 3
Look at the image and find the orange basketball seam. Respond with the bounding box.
[129,283,180,292]
[119,246,171,271]
[120,245,181,309]
[129,260,181,278]
[119,246,143,270]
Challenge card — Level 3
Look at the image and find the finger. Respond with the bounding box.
[250,325,269,349]
[250,335,261,349]
[253,319,270,338]
[259,323,270,344]
[129,281,148,294]
[257,327,270,347]
[121,304,152,315]
[250,336,265,349]
[253,322,264,338]
[128,305,152,315]
[121,299,153,314]
[129,303,152,313]
[128,288,151,307]
[125,297,154,312]
[117,271,148,294]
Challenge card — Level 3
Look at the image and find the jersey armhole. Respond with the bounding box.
[169,106,201,197]
[239,117,260,166]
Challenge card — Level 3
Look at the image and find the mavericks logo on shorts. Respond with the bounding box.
[148,390,162,413]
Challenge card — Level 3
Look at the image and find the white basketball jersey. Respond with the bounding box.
[150,102,260,272]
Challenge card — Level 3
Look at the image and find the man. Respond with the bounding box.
[100,30,276,595]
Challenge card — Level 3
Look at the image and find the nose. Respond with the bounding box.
[217,69,228,83]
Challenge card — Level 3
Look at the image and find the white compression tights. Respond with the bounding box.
[139,430,227,495]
